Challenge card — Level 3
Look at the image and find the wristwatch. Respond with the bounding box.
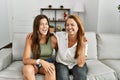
[36,59,42,69]
[36,59,41,65]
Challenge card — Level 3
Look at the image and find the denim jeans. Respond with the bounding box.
[55,62,88,80]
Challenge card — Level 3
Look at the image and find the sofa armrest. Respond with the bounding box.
[0,48,12,71]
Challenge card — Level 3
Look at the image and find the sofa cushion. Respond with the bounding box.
[0,49,12,71]
[85,32,97,59]
[97,33,120,59]
[87,60,117,80]
[13,33,27,61]
[101,60,120,80]
[13,32,97,61]
[0,61,44,80]
[0,60,117,80]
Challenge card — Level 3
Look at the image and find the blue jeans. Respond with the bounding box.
[55,62,88,80]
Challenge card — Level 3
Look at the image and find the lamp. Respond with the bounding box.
[73,2,84,16]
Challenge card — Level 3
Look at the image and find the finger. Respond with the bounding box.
[50,64,55,71]
[48,64,55,74]
[47,67,53,74]
[43,66,48,72]
[43,64,53,74]
[43,65,50,73]
[27,33,32,39]
[29,33,33,38]
[83,37,88,42]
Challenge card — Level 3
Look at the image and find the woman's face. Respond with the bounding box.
[66,18,78,36]
[39,18,49,36]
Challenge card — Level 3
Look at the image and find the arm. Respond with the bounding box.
[77,36,88,67]
[77,52,86,67]
[51,35,58,52]
[22,33,36,65]
[23,33,55,74]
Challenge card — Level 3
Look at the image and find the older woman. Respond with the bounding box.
[55,14,88,80]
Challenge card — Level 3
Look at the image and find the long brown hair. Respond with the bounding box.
[65,14,85,59]
[31,14,50,59]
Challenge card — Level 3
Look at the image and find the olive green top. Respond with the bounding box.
[39,37,53,59]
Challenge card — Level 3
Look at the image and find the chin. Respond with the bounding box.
[41,32,47,35]
[43,33,47,35]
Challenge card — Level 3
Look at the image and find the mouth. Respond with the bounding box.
[42,29,47,32]
[41,28,48,34]
[68,29,73,33]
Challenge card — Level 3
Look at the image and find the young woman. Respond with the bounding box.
[55,14,88,80]
[22,14,57,80]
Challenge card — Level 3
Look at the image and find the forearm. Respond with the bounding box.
[23,58,46,66]
[23,58,37,65]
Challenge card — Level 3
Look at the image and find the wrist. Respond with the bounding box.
[36,59,41,64]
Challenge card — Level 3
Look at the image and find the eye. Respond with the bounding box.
[66,23,69,27]
[71,23,74,27]
[40,23,43,26]
[45,23,48,25]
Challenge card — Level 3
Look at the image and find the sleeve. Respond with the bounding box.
[53,32,59,43]
[53,32,65,44]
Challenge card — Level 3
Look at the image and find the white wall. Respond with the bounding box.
[9,0,85,41]
[0,0,10,48]
[84,0,99,32]
[8,0,100,33]
[1,0,120,47]
[97,0,120,33]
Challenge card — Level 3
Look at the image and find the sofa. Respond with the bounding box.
[0,32,119,80]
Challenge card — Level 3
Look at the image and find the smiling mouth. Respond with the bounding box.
[42,28,47,32]
[68,29,73,32]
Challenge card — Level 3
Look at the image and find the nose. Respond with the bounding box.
[67,25,72,29]
[43,24,46,28]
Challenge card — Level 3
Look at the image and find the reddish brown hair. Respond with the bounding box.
[65,14,85,59]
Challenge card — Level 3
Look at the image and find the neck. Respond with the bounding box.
[68,34,77,42]
[41,35,47,38]
[68,34,77,48]
[39,34,47,38]
[39,35,47,44]
[68,34,77,39]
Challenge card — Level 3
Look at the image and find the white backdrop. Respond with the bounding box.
[0,0,10,48]
[0,0,120,48]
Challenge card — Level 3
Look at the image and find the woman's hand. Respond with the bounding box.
[77,53,86,67]
[82,36,88,47]
[40,60,55,74]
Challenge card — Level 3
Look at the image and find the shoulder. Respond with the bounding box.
[50,33,58,50]
[54,31,67,39]
[55,31,66,36]
[25,32,33,44]
[50,33,56,40]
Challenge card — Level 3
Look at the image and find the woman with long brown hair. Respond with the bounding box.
[55,14,88,80]
[22,14,57,80]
